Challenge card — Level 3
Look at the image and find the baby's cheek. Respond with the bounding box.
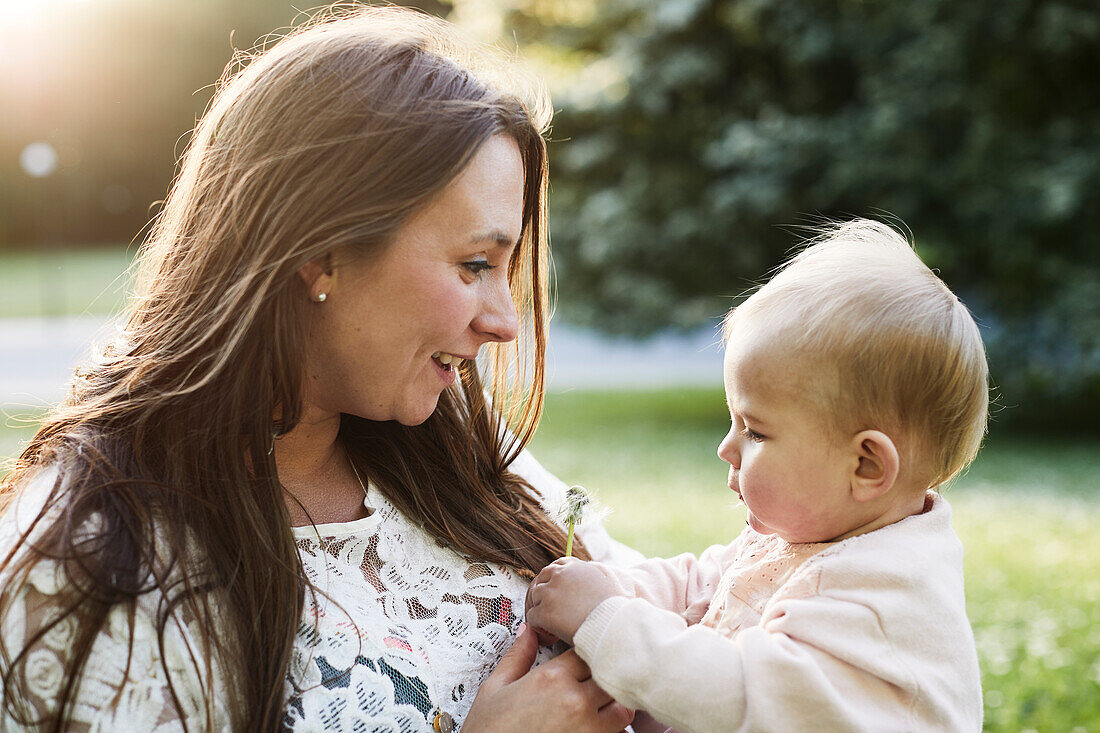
[740,476,775,515]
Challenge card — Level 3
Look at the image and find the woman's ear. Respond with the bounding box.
[850,430,900,503]
[297,253,335,303]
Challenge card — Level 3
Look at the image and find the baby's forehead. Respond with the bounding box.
[724,323,843,407]
[724,330,814,395]
[723,321,801,371]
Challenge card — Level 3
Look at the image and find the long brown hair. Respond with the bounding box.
[0,6,584,730]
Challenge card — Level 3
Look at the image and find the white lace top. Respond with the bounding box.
[0,450,639,732]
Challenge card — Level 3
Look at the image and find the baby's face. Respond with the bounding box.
[716,328,859,543]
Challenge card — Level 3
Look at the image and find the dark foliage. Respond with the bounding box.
[511,0,1100,430]
[2,0,1096,429]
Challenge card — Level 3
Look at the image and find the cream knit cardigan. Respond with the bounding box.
[573,493,983,733]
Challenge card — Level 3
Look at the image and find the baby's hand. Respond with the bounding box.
[525,557,622,646]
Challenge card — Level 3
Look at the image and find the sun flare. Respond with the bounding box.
[0,0,90,26]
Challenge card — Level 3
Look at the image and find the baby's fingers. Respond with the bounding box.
[524,596,563,646]
[531,624,559,647]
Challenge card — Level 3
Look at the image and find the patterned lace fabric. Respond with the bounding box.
[282,448,637,732]
[699,529,830,637]
[284,489,548,732]
[0,453,635,731]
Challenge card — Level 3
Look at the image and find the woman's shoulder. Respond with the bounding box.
[1,464,70,595]
[2,463,62,530]
[0,463,234,730]
[1,578,233,730]
[505,445,567,511]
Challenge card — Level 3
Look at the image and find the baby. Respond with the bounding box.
[526,219,988,732]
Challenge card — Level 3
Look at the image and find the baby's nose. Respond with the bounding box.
[717,430,740,467]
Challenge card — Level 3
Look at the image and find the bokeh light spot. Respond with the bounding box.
[19,142,59,178]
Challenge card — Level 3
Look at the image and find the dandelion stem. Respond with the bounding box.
[562,485,589,558]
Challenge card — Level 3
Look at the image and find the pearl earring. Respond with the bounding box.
[315,293,327,303]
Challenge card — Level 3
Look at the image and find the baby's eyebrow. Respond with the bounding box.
[741,409,765,425]
[739,405,765,422]
[728,400,766,427]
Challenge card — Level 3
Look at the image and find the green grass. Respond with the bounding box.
[530,388,1100,733]
[0,246,133,318]
[532,388,734,557]
[3,382,1097,731]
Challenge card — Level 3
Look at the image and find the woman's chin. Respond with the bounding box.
[393,396,442,427]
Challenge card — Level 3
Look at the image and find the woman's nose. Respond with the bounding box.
[473,276,519,343]
[717,429,740,468]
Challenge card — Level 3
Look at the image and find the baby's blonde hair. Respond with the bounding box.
[724,219,989,489]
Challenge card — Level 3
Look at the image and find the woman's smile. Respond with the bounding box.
[430,350,475,385]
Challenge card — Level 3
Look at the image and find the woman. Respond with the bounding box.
[0,6,637,731]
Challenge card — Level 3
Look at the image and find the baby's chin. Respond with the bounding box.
[745,512,775,536]
[747,513,828,544]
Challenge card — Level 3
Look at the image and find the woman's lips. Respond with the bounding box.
[431,351,476,385]
[431,354,457,385]
[431,351,465,369]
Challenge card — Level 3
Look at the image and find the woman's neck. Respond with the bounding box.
[274,405,370,526]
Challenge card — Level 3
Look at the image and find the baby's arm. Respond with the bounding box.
[525,537,743,646]
[612,541,741,621]
[528,588,926,732]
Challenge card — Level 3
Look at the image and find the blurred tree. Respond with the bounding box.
[506,0,1100,429]
[2,0,1096,428]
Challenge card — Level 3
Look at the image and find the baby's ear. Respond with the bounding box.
[849,430,899,502]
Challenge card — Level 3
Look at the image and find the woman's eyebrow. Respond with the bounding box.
[468,229,520,248]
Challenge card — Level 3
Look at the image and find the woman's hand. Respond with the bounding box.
[525,557,622,645]
[463,623,634,733]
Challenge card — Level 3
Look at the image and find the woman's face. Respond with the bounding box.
[302,134,525,426]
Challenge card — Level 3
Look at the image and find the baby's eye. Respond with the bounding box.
[462,260,495,276]
[741,427,767,442]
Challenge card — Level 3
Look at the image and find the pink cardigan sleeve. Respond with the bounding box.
[570,502,983,733]
[572,594,915,732]
[605,539,744,623]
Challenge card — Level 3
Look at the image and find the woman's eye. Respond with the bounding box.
[462,260,495,276]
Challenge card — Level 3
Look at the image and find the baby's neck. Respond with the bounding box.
[828,486,930,542]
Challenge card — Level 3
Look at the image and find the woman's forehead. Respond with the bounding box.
[397,135,524,248]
